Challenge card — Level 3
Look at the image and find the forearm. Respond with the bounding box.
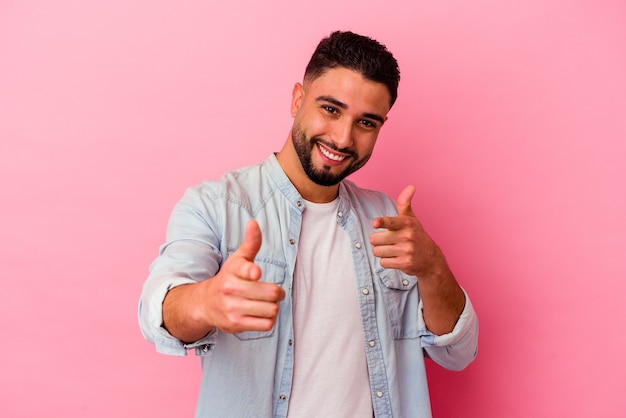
[418,262,466,335]
[162,283,215,344]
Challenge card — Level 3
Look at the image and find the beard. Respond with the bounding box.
[291,124,371,187]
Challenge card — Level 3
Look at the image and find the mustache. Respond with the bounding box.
[311,137,357,158]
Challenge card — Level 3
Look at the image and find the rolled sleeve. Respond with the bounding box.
[138,278,191,356]
[138,276,221,357]
[419,288,479,371]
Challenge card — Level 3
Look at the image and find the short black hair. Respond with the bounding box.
[304,31,400,107]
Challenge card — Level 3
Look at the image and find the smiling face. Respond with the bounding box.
[280,67,391,200]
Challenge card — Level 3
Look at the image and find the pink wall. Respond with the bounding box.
[1,1,625,416]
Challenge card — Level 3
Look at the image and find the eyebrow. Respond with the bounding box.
[316,95,386,124]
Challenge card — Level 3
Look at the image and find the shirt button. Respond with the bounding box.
[338,211,343,217]
[362,288,369,295]
[296,200,302,207]
[377,391,384,398]
[289,239,295,245]
[202,345,210,352]
[288,339,293,346]
[355,242,362,249]
[369,340,375,347]
[402,279,409,286]
[279,395,287,401]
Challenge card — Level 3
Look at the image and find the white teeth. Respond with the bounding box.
[319,145,346,161]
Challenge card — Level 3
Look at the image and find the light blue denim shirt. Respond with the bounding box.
[139,154,478,418]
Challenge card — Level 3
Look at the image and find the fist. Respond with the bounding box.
[200,220,285,333]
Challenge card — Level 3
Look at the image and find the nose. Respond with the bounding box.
[331,119,354,150]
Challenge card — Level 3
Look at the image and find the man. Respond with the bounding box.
[139,31,478,417]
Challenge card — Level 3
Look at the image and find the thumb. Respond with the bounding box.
[396,185,416,217]
[236,220,262,261]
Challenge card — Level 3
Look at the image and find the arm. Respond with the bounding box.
[370,185,465,335]
[138,187,285,354]
[162,220,285,343]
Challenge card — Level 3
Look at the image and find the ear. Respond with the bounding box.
[290,83,305,117]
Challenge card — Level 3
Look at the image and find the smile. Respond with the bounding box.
[317,143,348,162]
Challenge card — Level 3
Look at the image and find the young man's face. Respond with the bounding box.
[290,67,391,187]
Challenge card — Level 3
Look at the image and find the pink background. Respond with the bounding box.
[1,1,625,416]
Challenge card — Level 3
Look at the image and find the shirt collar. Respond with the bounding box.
[263,153,353,221]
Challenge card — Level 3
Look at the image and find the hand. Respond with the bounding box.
[370,185,444,277]
[194,220,286,334]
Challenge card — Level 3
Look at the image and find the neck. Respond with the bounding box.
[276,135,340,203]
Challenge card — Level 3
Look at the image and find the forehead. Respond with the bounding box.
[305,67,391,115]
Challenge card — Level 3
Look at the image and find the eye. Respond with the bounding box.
[323,105,339,115]
[358,119,377,129]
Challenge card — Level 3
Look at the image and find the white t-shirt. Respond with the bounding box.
[287,198,373,417]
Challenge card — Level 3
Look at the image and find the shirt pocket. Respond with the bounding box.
[376,267,420,339]
[233,258,287,341]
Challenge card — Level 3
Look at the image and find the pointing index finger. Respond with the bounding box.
[373,215,409,231]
